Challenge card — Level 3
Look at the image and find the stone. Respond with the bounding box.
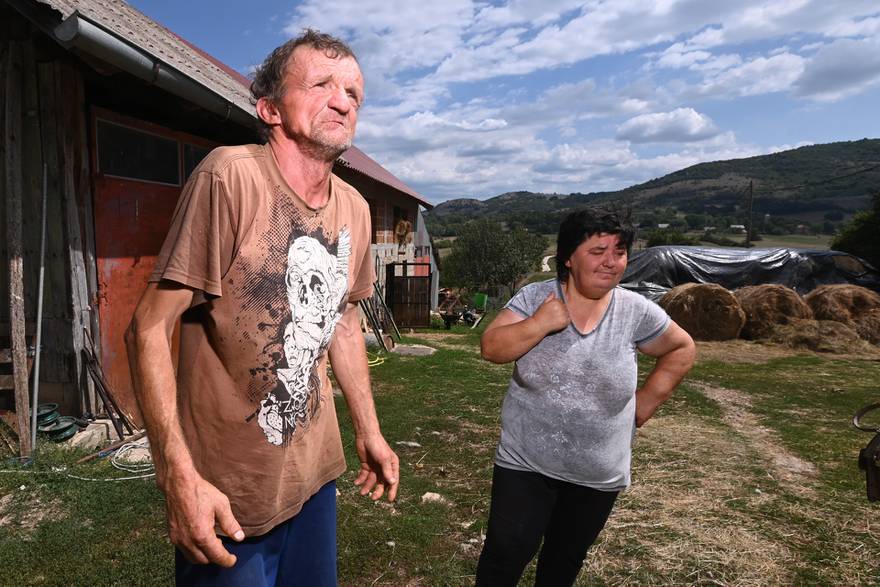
[420,492,450,505]
[392,344,436,356]
[66,419,113,450]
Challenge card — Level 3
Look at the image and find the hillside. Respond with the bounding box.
[425,138,880,236]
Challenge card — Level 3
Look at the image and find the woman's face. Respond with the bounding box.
[565,232,628,298]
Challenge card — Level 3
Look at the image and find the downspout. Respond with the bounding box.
[53,12,255,128]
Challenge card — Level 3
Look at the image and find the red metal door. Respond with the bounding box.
[91,109,213,421]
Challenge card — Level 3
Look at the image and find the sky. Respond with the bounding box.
[128,0,880,204]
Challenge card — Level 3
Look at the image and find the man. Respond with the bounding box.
[126,30,399,586]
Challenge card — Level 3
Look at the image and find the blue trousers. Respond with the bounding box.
[175,480,337,587]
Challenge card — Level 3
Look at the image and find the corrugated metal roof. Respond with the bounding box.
[33,0,430,208]
[36,0,255,116]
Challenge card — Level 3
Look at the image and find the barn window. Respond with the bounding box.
[183,143,212,181]
[96,119,180,185]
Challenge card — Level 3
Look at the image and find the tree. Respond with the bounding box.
[645,229,695,247]
[831,191,880,268]
[442,220,547,293]
[685,213,707,230]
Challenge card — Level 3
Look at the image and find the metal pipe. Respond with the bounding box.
[30,164,48,449]
[53,13,255,128]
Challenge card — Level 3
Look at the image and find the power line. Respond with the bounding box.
[757,162,880,193]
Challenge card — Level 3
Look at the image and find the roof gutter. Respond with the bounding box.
[53,12,255,129]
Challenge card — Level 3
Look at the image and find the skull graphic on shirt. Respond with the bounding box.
[257,228,351,445]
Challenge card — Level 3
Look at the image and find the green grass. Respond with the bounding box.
[2,328,880,585]
[750,233,833,249]
[0,444,170,586]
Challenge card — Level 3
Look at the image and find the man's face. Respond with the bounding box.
[272,46,364,160]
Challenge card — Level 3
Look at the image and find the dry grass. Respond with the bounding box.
[584,414,796,583]
[391,328,880,586]
[694,382,818,493]
[696,339,880,362]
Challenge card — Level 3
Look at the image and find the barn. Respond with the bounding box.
[0,0,434,455]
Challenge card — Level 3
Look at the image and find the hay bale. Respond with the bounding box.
[768,318,875,354]
[733,284,813,340]
[804,284,880,323]
[854,308,880,345]
[659,283,745,341]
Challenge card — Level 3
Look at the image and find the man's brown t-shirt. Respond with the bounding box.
[150,144,374,536]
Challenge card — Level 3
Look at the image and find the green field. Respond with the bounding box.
[2,326,879,585]
[747,233,833,249]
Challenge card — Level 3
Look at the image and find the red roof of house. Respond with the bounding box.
[338,147,433,209]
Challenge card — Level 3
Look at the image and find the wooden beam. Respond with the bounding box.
[57,62,95,416]
[4,40,31,457]
[68,65,99,414]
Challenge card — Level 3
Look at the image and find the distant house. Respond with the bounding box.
[658,223,670,229]
[0,0,434,425]
[730,224,746,233]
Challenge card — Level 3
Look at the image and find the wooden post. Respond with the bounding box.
[68,65,100,415]
[745,180,754,248]
[54,64,96,411]
[4,41,31,457]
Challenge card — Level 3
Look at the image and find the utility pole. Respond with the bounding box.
[744,180,754,247]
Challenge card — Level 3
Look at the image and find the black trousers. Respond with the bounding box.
[475,465,618,587]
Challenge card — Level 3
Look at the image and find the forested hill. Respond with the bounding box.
[425,138,880,236]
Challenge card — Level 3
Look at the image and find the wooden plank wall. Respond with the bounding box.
[0,17,94,417]
[3,33,31,455]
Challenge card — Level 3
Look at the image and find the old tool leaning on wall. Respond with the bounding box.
[853,403,880,501]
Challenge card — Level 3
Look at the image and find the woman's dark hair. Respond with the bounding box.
[250,29,357,141]
[555,209,634,281]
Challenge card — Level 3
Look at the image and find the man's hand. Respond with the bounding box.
[532,292,570,335]
[354,434,400,502]
[164,472,245,567]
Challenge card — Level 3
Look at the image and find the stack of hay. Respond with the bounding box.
[658,282,880,352]
[659,283,745,341]
[733,284,812,340]
[805,284,880,345]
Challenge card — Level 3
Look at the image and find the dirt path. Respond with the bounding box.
[692,381,818,494]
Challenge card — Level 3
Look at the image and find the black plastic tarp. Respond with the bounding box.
[620,246,880,300]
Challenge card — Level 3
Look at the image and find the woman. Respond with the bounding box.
[475,209,695,586]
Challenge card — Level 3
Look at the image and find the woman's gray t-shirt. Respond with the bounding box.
[495,279,670,491]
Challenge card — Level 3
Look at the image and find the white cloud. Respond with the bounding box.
[823,15,880,38]
[685,26,726,50]
[409,111,509,131]
[470,0,587,32]
[799,41,825,52]
[794,37,880,101]
[617,108,720,143]
[657,49,712,69]
[284,0,475,93]
[695,52,805,98]
[535,141,636,174]
[267,0,880,202]
[689,53,742,72]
